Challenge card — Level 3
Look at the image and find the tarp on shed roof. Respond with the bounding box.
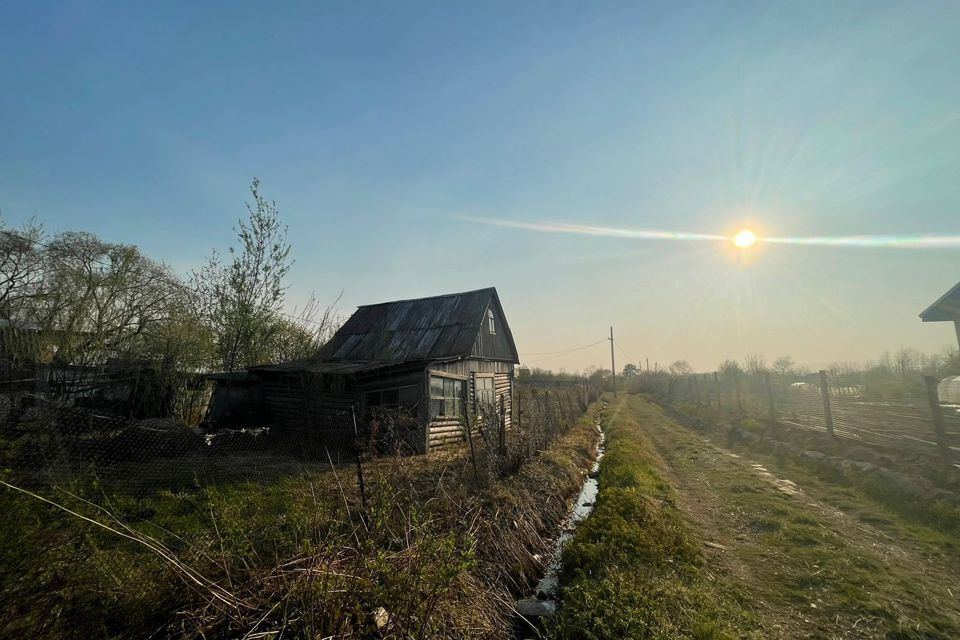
[920,281,960,322]
[316,286,519,363]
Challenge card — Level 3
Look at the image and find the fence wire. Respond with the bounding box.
[665,370,960,465]
[0,382,591,497]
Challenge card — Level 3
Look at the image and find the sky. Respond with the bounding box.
[2,1,960,372]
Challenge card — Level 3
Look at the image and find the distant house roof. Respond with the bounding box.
[920,281,960,322]
[315,287,519,364]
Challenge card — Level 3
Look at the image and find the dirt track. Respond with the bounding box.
[628,396,960,639]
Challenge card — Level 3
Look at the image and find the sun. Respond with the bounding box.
[733,229,757,249]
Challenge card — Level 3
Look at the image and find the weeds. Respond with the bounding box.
[548,397,750,640]
[1,405,601,639]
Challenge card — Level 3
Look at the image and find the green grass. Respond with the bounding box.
[1,407,602,639]
[642,397,960,639]
[547,397,754,640]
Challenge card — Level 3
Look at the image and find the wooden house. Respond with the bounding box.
[920,281,960,350]
[221,287,519,453]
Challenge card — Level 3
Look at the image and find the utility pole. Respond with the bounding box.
[609,326,617,397]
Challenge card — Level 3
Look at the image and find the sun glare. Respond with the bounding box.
[733,229,757,249]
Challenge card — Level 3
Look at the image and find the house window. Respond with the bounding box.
[475,376,495,410]
[365,385,419,412]
[429,375,464,419]
[487,309,496,334]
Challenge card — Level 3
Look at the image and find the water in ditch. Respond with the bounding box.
[515,416,605,624]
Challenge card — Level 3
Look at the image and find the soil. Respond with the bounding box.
[630,397,960,639]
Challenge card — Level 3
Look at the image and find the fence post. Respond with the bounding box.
[924,376,952,467]
[734,369,743,413]
[713,372,722,411]
[461,384,480,482]
[818,370,835,438]
[498,393,507,456]
[763,371,776,421]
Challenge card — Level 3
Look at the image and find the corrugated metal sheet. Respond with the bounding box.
[921,281,960,321]
[317,287,518,363]
[251,360,400,375]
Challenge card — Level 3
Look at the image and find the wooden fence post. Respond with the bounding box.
[734,369,744,413]
[461,384,480,482]
[713,372,722,411]
[818,370,835,438]
[498,393,506,456]
[924,376,952,467]
[764,371,776,421]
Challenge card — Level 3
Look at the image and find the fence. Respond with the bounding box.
[664,369,960,467]
[0,380,593,640]
[0,381,589,498]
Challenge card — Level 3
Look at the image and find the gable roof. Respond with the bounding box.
[316,287,519,364]
[920,281,960,322]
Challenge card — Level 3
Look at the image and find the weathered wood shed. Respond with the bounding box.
[920,280,960,350]
[238,287,520,453]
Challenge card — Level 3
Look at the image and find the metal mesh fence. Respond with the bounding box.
[0,394,360,496]
[0,382,589,497]
[665,370,960,465]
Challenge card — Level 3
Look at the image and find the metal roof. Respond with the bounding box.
[316,287,518,363]
[250,359,418,375]
[920,281,960,322]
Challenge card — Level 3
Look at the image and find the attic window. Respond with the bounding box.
[487,309,495,334]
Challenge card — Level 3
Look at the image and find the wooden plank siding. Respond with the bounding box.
[426,362,514,451]
[261,373,357,431]
[229,288,519,455]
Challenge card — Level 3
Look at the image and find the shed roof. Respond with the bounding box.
[316,287,519,363]
[920,281,960,322]
[250,359,423,375]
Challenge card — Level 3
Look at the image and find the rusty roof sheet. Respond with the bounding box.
[317,287,501,362]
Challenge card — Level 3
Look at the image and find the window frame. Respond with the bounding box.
[487,308,496,334]
[364,384,420,413]
[427,372,466,420]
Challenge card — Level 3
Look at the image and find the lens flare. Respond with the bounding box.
[459,216,960,250]
[733,229,756,248]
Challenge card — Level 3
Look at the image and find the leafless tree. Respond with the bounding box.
[668,360,693,376]
[772,356,796,377]
[0,215,45,320]
[744,353,768,374]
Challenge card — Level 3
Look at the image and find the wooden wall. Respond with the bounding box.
[426,359,514,451]
[255,360,514,454]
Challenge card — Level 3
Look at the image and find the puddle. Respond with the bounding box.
[516,415,606,621]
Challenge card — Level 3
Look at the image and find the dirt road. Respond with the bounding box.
[628,396,960,639]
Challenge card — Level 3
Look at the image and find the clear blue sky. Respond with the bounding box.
[2,1,959,371]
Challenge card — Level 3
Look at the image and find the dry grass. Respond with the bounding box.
[1,406,601,639]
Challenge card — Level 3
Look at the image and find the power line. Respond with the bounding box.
[0,228,336,327]
[519,338,608,357]
[615,341,637,365]
[520,338,609,365]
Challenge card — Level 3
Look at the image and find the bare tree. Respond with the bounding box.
[23,232,177,367]
[668,360,693,376]
[0,215,45,321]
[772,356,795,377]
[744,353,767,374]
[269,291,342,363]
